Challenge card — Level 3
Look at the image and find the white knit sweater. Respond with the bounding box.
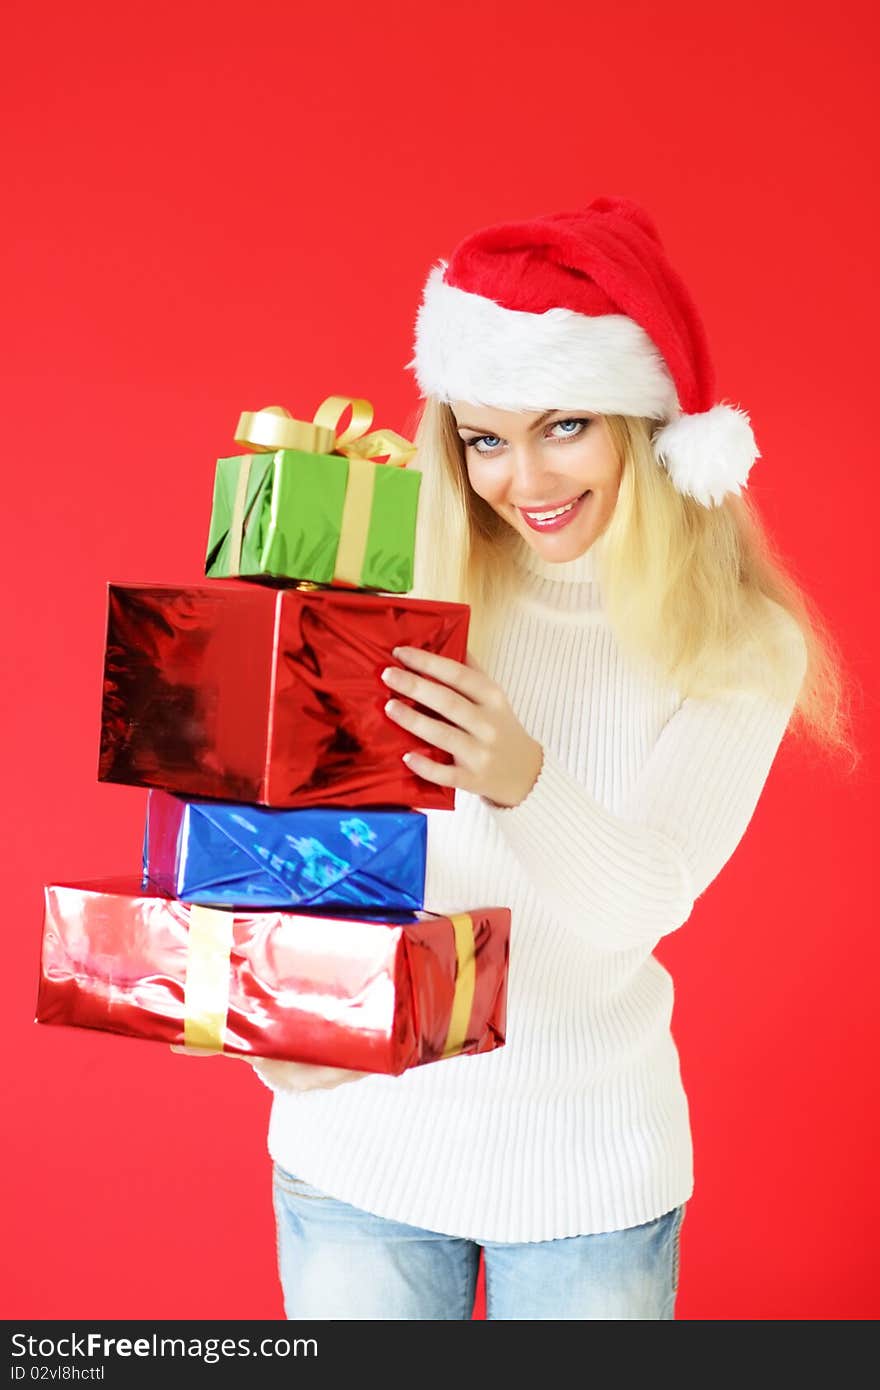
[255,535,807,1242]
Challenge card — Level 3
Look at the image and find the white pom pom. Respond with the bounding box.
[653,403,760,507]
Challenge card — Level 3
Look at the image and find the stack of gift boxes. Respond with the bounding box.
[37,395,510,1076]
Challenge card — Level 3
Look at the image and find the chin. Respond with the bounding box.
[519,516,599,561]
[534,536,595,561]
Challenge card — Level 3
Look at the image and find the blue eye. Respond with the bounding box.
[463,418,591,454]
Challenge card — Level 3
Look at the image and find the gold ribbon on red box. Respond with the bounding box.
[183,905,477,1059]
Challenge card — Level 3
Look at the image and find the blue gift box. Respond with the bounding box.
[142,789,427,911]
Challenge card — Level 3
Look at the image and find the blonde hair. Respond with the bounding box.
[407,396,857,764]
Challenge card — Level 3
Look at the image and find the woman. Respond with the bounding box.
[187,196,852,1319]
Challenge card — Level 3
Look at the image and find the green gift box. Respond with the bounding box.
[205,446,422,592]
[205,398,422,593]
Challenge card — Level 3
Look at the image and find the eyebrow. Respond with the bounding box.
[455,408,561,433]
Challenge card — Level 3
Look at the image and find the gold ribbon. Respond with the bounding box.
[333,455,376,585]
[183,905,235,1052]
[234,397,417,468]
[228,396,417,585]
[441,913,477,1059]
[234,404,337,456]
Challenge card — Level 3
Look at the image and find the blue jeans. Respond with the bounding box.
[272,1162,687,1320]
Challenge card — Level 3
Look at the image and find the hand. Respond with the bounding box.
[170,1045,368,1093]
[169,1043,250,1060]
[249,1058,370,1094]
[381,646,544,808]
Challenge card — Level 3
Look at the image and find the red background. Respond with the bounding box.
[4,0,877,1321]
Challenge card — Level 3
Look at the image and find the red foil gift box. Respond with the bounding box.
[36,879,510,1074]
[98,581,470,810]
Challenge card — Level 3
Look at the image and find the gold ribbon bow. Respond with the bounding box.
[227,397,417,581]
[235,397,417,467]
[182,906,477,1060]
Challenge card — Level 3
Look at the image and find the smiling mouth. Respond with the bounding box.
[514,492,589,528]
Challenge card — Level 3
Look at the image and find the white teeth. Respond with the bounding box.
[524,499,578,521]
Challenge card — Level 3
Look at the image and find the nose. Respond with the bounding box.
[507,442,560,501]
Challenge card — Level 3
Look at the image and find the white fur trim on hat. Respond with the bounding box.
[407,262,680,418]
[653,403,760,508]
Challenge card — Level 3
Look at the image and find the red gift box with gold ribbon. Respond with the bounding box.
[36,879,509,1074]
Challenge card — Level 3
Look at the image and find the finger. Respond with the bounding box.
[402,750,463,787]
[308,1067,369,1090]
[250,1058,369,1093]
[391,646,492,703]
[170,1043,249,1061]
[382,667,490,738]
[465,649,486,673]
[385,699,477,762]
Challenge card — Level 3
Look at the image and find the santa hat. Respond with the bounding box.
[406,195,759,508]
